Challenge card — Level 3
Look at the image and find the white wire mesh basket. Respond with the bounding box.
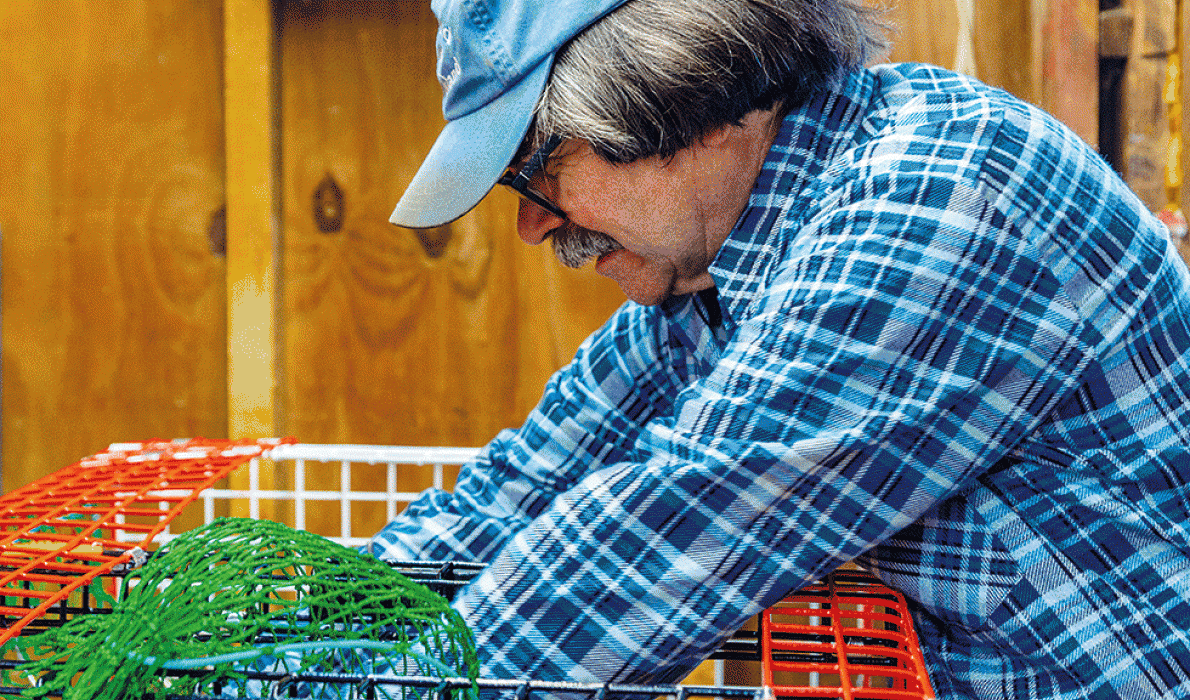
[1,439,934,699]
[144,442,483,549]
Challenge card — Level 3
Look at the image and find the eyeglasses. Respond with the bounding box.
[497,134,566,219]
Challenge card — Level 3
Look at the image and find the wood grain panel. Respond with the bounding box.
[1034,0,1100,147]
[970,0,1036,101]
[1182,0,1190,263]
[0,0,227,493]
[225,0,281,442]
[1122,54,1171,210]
[279,1,624,539]
[885,0,961,67]
[884,0,1098,147]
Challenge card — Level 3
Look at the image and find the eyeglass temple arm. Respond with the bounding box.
[508,134,564,189]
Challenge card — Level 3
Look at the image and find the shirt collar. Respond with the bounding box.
[708,68,880,329]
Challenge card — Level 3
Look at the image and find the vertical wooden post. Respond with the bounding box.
[224,0,281,519]
[1117,0,1177,211]
[1180,0,1190,260]
[224,0,281,441]
[1039,0,1101,149]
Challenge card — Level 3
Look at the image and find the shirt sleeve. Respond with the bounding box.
[363,300,694,563]
[449,172,1093,685]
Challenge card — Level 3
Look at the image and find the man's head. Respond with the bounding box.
[392,0,886,302]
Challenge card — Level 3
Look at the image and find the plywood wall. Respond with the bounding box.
[884,0,1099,147]
[279,1,625,441]
[0,0,1112,498]
[0,0,228,493]
[268,0,1105,540]
[277,2,628,536]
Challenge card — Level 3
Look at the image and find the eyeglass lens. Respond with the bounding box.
[499,135,566,218]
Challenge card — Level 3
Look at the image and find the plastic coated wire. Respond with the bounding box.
[10,518,477,700]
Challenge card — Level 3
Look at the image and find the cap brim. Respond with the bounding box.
[389,58,551,229]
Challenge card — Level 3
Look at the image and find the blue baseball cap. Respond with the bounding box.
[390,0,631,229]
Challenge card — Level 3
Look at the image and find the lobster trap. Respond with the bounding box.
[0,439,934,699]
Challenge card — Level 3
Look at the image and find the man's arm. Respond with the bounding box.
[364,297,715,563]
[450,175,1091,685]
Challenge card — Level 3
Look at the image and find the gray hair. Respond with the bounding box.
[528,0,889,163]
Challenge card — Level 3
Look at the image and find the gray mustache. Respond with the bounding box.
[551,223,625,268]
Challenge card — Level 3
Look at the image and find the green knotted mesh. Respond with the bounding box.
[16,517,478,699]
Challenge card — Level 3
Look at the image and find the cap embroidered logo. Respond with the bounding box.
[436,27,461,92]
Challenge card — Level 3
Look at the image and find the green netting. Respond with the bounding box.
[15,518,478,699]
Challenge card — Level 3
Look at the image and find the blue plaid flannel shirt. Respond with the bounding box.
[368,64,1190,698]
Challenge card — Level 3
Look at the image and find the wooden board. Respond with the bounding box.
[1122,55,1171,211]
[1180,0,1190,265]
[225,0,281,442]
[1134,0,1178,56]
[278,1,625,537]
[885,0,961,68]
[884,0,1098,148]
[1034,0,1100,148]
[0,0,1114,516]
[0,0,228,492]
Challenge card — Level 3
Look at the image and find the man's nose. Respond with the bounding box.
[516,199,565,245]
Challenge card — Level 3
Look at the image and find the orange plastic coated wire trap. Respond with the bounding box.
[0,437,295,644]
[2,440,936,699]
[760,569,935,699]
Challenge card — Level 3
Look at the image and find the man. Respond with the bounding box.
[368,0,1190,696]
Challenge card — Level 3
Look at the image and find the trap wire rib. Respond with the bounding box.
[760,570,934,699]
[2,439,936,699]
[0,437,294,644]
